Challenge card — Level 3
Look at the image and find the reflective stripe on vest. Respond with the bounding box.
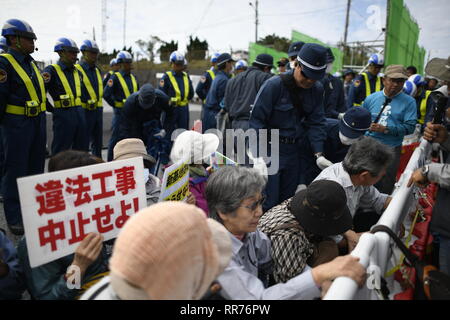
[75,64,103,108]
[114,72,137,108]
[419,90,432,125]
[207,69,216,81]
[166,71,189,107]
[362,72,381,98]
[51,64,82,108]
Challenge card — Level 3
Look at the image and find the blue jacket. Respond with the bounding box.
[195,68,216,101]
[159,70,194,103]
[320,74,346,119]
[0,231,25,299]
[249,71,327,153]
[103,70,139,108]
[363,90,417,147]
[42,60,86,111]
[0,48,46,119]
[78,60,103,106]
[323,118,349,162]
[205,70,230,111]
[119,89,172,140]
[347,72,384,109]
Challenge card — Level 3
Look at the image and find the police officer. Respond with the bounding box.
[277,57,289,74]
[342,68,355,100]
[103,50,139,161]
[159,51,194,131]
[320,47,346,119]
[249,43,329,211]
[287,41,305,70]
[404,74,433,127]
[76,40,103,159]
[102,58,119,88]
[195,52,220,106]
[234,60,248,75]
[0,36,7,53]
[0,19,47,234]
[300,107,372,184]
[0,36,7,198]
[43,38,88,155]
[347,53,384,108]
[202,53,235,132]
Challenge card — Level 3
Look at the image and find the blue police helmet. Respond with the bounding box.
[288,41,305,58]
[210,52,220,63]
[169,51,184,64]
[0,36,8,51]
[138,84,156,110]
[235,59,248,70]
[2,18,37,40]
[54,37,79,53]
[297,43,328,80]
[80,39,99,53]
[403,80,417,97]
[408,74,427,87]
[116,51,132,63]
[368,53,384,67]
[109,58,117,67]
[339,107,372,139]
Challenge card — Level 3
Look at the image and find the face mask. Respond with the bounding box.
[143,168,150,184]
[326,62,333,74]
[229,66,235,74]
[289,61,296,69]
[339,131,359,146]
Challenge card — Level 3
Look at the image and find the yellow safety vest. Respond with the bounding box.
[113,72,137,107]
[75,64,103,110]
[166,71,189,107]
[353,73,381,106]
[0,53,46,116]
[207,69,216,81]
[418,90,432,125]
[51,64,82,108]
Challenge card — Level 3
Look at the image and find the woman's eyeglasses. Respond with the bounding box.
[240,196,266,211]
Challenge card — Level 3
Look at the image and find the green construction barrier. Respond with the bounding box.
[385,0,426,74]
[248,43,288,71]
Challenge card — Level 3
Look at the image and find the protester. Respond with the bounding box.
[0,229,26,299]
[170,130,219,215]
[113,138,161,205]
[207,166,366,299]
[80,202,232,300]
[17,150,110,300]
[258,180,353,284]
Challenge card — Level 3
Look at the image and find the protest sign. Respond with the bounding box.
[158,161,189,202]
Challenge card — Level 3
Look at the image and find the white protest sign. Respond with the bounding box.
[17,157,146,268]
[158,161,189,202]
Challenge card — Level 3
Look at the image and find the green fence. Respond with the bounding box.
[248,43,288,70]
[385,0,426,74]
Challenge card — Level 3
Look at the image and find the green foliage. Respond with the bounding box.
[186,35,208,61]
[257,34,291,53]
[158,40,178,62]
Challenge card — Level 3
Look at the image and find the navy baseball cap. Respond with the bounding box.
[216,53,235,66]
[288,41,305,58]
[339,107,372,139]
[297,43,328,80]
[253,53,274,68]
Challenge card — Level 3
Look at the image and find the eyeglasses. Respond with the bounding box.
[240,195,266,211]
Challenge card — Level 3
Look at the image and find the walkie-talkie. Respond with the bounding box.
[374,97,392,123]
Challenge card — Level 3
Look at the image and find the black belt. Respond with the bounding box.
[279,136,297,144]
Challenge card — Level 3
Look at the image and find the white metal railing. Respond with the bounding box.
[324,138,432,300]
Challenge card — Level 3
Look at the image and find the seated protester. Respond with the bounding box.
[17,150,110,300]
[0,229,26,299]
[113,138,161,206]
[258,180,352,284]
[314,136,393,251]
[300,107,372,185]
[170,130,220,216]
[207,166,366,300]
[80,202,232,300]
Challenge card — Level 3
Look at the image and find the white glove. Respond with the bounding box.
[316,156,333,170]
[153,129,166,138]
[338,112,345,120]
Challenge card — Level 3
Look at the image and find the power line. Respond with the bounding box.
[260,4,346,17]
[191,0,214,35]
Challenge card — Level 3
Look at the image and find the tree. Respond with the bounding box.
[158,40,178,62]
[257,34,290,53]
[136,36,161,62]
[186,35,208,61]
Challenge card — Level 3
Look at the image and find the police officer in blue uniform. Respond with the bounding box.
[320,48,346,119]
[249,43,329,211]
[102,58,119,88]
[202,53,235,132]
[76,40,103,159]
[43,38,89,155]
[195,52,220,108]
[0,19,47,234]
[0,36,7,53]
[0,36,7,200]
[299,107,372,184]
[287,41,305,70]
[159,51,194,131]
[103,50,139,161]
[347,53,384,108]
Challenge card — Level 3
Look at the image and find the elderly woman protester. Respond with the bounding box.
[207,166,366,300]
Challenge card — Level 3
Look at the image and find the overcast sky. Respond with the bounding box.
[1,0,448,64]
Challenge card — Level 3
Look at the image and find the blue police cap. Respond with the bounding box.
[253,53,274,68]
[297,43,327,80]
[216,53,235,66]
[288,41,305,58]
[325,47,335,63]
[339,107,372,139]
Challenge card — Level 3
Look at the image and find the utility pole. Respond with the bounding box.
[343,0,351,46]
[249,0,259,43]
[101,0,107,52]
[123,0,127,48]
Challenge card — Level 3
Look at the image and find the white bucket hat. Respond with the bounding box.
[170,130,220,164]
